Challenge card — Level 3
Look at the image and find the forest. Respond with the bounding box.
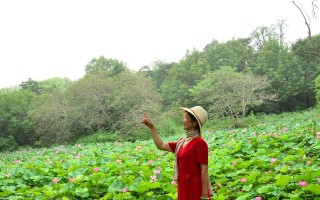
[1,21,320,151]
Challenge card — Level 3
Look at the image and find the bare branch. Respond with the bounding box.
[292,0,312,39]
[292,0,320,57]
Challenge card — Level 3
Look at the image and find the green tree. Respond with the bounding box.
[139,60,174,92]
[0,89,36,146]
[161,49,209,108]
[20,78,43,94]
[250,25,279,51]
[316,75,320,106]
[39,77,71,94]
[253,39,302,112]
[32,71,161,145]
[191,66,277,126]
[33,72,116,146]
[203,38,255,72]
[67,72,116,135]
[32,88,72,146]
[85,56,128,76]
[291,35,320,108]
[111,71,161,141]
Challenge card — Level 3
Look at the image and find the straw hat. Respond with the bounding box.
[180,106,208,133]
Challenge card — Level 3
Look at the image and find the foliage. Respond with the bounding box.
[155,109,184,138]
[1,109,320,199]
[0,135,18,152]
[85,55,128,76]
[161,49,209,107]
[250,20,285,52]
[191,66,277,126]
[74,132,118,145]
[32,88,73,147]
[0,89,36,146]
[252,38,303,112]
[108,71,162,141]
[39,77,72,94]
[20,78,43,95]
[203,38,254,72]
[291,35,320,108]
[67,72,117,135]
[1,22,320,149]
[32,71,162,146]
[138,60,174,92]
[316,75,320,106]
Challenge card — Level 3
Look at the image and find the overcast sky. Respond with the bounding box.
[0,0,319,89]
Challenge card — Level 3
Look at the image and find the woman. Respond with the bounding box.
[141,106,211,200]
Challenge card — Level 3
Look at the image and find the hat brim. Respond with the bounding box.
[180,107,203,134]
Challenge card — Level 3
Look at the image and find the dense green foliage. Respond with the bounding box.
[85,56,128,76]
[0,22,320,149]
[0,90,36,146]
[31,71,161,147]
[0,109,319,199]
[190,66,276,126]
[316,75,320,106]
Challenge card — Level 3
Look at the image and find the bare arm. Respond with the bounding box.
[200,164,209,198]
[141,112,172,152]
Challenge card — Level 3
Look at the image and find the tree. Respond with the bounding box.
[20,78,43,94]
[110,71,161,141]
[32,70,162,145]
[315,74,320,106]
[33,72,117,146]
[250,26,278,51]
[291,35,320,108]
[191,66,277,126]
[0,89,36,146]
[39,77,72,94]
[67,72,116,135]
[85,56,128,76]
[161,49,209,108]
[138,60,174,92]
[252,39,304,112]
[203,38,254,72]
[32,88,72,146]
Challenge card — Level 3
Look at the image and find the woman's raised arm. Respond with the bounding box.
[140,112,172,152]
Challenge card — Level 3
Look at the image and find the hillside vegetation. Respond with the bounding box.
[1,27,320,150]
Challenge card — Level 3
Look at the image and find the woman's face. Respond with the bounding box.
[183,113,195,131]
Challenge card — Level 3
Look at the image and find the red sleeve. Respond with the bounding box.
[196,138,208,165]
[168,138,183,153]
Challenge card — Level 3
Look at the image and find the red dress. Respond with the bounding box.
[169,137,210,200]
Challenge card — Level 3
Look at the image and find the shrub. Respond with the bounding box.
[74,132,117,145]
[315,75,320,107]
[0,135,18,152]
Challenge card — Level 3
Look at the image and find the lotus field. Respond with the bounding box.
[1,113,320,200]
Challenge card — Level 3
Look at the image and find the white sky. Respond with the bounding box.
[0,0,319,89]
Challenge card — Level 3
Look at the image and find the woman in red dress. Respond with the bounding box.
[141,106,211,200]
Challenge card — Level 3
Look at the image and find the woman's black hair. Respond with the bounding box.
[186,112,200,132]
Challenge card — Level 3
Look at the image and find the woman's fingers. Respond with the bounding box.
[143,112,150,120]
[140,112,153,128]
[140,112,149,124]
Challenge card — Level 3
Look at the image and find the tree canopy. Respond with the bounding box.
[1,20,320,150]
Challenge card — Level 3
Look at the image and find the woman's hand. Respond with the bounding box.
[140,112,154,129]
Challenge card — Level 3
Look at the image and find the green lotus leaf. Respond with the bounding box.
[274,174,292,187]
[257,185,272,194]
[305,184,320,195]
[108,180,124,193]
[75,187,89,198]
[243,184,253,191]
